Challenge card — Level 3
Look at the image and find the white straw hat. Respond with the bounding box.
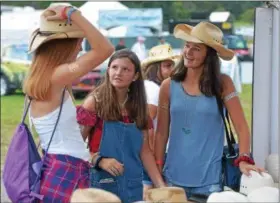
[207,191,249,202]
[240,171,275,195]
[247,186,279,202]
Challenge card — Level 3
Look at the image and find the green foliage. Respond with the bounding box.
[238,8,255,23]
[2,1,263,25]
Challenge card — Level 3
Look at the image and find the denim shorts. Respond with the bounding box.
[165,176,222,199]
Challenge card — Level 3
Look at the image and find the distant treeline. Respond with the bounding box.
[2,1,262,25]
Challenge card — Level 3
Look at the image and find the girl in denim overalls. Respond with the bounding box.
[77,49,166,203]
[154,22,264,199]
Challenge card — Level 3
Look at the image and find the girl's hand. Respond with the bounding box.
[44,5,69,21]
[239,161,266,176]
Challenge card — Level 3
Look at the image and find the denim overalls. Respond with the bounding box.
[90,121,143,203]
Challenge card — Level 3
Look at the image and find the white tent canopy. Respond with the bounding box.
[79,1,128,27]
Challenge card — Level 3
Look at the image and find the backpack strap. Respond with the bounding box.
[44,88,66,154]
[21,95,32,123]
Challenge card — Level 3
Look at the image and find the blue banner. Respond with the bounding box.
[98,8,163,31]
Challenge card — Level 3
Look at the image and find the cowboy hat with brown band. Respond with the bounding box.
[173,21,235,61]
[28,8,84,53]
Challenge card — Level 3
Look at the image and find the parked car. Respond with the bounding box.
[224,35,252,61]
[1,44,31,96]
[72,71,103,97]
[72,54,109,97]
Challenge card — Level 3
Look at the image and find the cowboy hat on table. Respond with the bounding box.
[28,5,84,53]
[70,188,121,203]
[173,21,235,61]
[141,44,181,69]
[144,186,189,203]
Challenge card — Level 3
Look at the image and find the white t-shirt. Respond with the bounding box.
[144,80,169,152]
[144,80,160,107]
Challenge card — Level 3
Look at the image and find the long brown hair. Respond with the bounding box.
[143,62,163,85]
[23,38,80,100]
[171,46,222,97]
[93,49,149,130]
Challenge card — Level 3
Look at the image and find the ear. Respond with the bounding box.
[133,72,139,81]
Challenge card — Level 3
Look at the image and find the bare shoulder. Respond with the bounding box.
[221,74,236,97]
[161,78,171,92]
[82,94,97,111]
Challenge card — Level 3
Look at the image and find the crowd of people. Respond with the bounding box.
[11,3,278,203]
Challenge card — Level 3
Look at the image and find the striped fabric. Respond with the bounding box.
[40,154,90,203]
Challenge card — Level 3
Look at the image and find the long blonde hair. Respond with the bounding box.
[23,38,80,100]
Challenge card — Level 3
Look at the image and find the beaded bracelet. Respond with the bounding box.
[67,7,77,24]
[61,6,68,20]
[233,155,255,167]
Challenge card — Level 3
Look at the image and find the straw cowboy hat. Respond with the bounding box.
[28,6,84,53]
[247,186,279,202]
[239,171,275,195]
[145,187,188,203]
[173,21,235,60]
[70,188,121,203]
[207,191,249,202]
[141,44,180,69]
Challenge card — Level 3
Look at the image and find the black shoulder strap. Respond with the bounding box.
[215,95,237,157]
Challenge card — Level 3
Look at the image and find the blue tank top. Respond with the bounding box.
[163,80,224,187]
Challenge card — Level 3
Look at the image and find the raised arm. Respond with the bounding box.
[154,78,171,172]
[49,6,114,86]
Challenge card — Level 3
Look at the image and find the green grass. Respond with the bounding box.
[1,85,253,167]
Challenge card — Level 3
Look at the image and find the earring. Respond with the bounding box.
[127,88,130,93]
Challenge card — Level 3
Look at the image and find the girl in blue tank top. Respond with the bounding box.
[154,22,264,199]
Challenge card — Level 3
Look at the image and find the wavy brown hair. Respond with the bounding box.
[92,49,149,130]
[171,46,223,97]
[143,62,163,85]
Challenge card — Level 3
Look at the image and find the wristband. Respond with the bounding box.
[234,155,255,167]
[156,160,164,166]
[61,6,68,20]
[67,7,77,24]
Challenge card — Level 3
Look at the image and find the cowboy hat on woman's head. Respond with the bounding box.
[141,44,180,69]
[28,5,84,53]
[173,21,235,61]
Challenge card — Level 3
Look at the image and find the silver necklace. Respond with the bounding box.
[119,94,128,109]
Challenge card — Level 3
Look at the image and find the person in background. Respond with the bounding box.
[158,36,169,45]
[131,36,147,61]
[23,4,114,202]
[115,38,127,51]
[77,49,165,203]
[141,44,177,199]
[154,22,264,199]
